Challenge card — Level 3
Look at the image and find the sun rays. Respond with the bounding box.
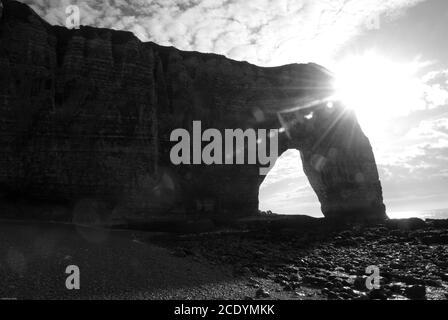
[332,52,427,141]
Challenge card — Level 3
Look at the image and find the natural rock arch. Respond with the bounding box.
[276,103,386,220]
[0,0,386,222]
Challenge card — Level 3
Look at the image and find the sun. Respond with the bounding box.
[332,52,426,141]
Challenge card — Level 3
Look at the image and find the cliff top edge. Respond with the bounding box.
[0,0,334,78]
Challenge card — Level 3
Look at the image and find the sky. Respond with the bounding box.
[15,0,448,217]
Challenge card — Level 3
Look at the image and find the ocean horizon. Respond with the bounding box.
[387,208,448,220]
[279,208,448,220]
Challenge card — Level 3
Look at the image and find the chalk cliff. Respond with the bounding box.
[0,0,386,222]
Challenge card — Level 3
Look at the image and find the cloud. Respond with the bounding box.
[20,0,425,66]
[375,114,448,210]
[422,69,448,109]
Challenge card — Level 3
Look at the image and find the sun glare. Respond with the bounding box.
[333,53,426,140]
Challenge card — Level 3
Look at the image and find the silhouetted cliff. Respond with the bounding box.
[0,0,386,222]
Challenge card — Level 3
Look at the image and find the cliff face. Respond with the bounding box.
[0,1,386,221]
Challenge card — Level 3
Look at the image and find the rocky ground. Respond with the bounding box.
[0,220,246,299]
[1,217,448,300]
[149,217,448,300]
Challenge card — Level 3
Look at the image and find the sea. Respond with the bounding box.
[387,208,448,220]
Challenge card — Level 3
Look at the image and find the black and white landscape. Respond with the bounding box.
[0,0,447,301]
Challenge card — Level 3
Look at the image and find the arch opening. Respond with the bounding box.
[258,149,323,217]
